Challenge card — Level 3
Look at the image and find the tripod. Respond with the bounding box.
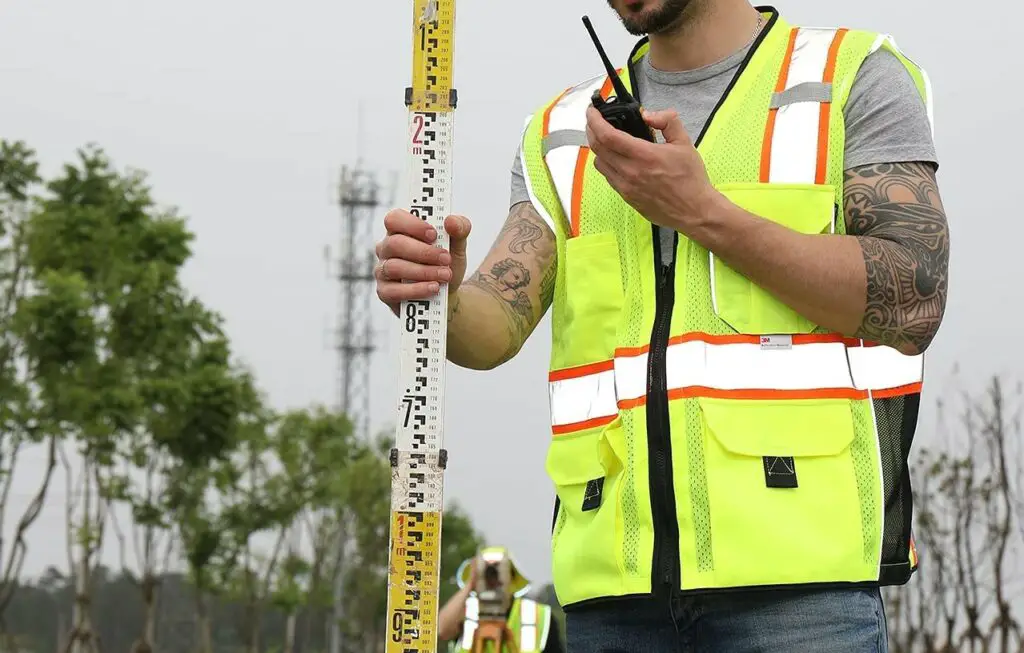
[471,617,518,653]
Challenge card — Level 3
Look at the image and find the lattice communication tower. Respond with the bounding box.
[334,163,388,441]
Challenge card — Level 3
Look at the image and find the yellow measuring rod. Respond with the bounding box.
[385,0,456,652]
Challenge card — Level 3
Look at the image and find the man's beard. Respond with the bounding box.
[613,0,696,36]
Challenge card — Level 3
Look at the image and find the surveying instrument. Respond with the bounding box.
[455,548,533,653]
[384,0,457,652]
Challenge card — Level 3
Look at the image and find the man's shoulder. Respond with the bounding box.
[527,69,611,118]
[782,22,933,151]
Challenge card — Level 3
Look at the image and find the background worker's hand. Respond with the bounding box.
[374,210,472,317]
[467,556,479,589]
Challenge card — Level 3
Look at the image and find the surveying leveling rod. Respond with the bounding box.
[385,0,457,652]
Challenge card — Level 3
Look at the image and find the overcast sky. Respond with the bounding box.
[0,0,1017,589]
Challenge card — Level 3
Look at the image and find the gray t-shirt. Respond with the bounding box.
[508,43,938,260]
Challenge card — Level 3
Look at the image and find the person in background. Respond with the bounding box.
[438,546,563,653]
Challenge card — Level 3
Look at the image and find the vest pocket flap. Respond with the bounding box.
[544,419,622,486]
[716,182,836,235]
[697,397,855,458]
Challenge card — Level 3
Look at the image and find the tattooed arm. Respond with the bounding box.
[690,161,949,355]
[844,162,949,352]
[447,201,557,370]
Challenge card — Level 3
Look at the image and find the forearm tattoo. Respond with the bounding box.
[459,201,556,362]
[844,162,949,354]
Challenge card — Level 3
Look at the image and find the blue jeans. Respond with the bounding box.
[565,587,888,653]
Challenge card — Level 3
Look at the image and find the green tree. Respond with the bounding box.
[271,406,354,653]
[16,145,143,653]
[218,409,302,653]
[17,143,249,653]
[170,366,263,653]
[115,316,250,653]
[0,140,58,650]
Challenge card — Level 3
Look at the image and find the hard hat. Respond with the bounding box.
[455,545,531,597]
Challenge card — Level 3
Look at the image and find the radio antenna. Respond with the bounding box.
[582,15,633,100]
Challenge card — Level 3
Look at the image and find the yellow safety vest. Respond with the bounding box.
[450,596,553,653]
[520,7,931,609]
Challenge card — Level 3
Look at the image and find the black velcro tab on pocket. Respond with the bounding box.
[581,477,605,511]
[763,456,797,488]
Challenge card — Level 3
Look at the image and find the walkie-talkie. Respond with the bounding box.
[582,15,656,142]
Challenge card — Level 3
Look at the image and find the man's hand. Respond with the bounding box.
[375,201,557,370]
[465,556,479,590]
[586,105,716,233]
[374,210,473,316]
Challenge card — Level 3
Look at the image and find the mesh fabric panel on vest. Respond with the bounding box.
[874,395,916,569]
[676,33,783,575]
[684,402,714,571]
[578,160,647,577]
[851,397,883,562]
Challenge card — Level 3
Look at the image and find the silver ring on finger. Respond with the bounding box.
[379,258,391,281]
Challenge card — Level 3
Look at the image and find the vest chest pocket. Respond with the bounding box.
[563,231,624,368]
[710,183,837,335]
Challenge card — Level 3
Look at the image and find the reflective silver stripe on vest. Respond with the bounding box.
[460,596,479,650]
[611,337,923,404]
[549,364,617,432]
[548,335,924,435]
[770,81,832,108]
[547,74,605,134]
[766,27,842,184]
[519,598,538,652]
[458,597,547,652]
[542,129,589,156]
[542,74,607,226]
[536,602,552,650]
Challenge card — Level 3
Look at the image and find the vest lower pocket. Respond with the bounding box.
[544,417,626,605]
[691,396,879,589]
[562,231,624,368]
[709,183,836,335]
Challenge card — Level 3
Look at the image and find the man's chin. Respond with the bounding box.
[618,10,656,35]
[620,19,650,36]
[615,0,693,36]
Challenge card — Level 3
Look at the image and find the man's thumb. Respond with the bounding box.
[446,215,472,256]
[643,109,688,144]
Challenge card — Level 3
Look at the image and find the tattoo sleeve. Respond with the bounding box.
[456,201,557,365]
[844,161,949,354]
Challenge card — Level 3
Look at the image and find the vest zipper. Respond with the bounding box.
[646,229,681,597]
[618,42,682,600]
[618,6,775,603]
[624,41,682,600]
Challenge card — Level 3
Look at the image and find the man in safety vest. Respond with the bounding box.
[375,0,949,651]
[437,546,562,653]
